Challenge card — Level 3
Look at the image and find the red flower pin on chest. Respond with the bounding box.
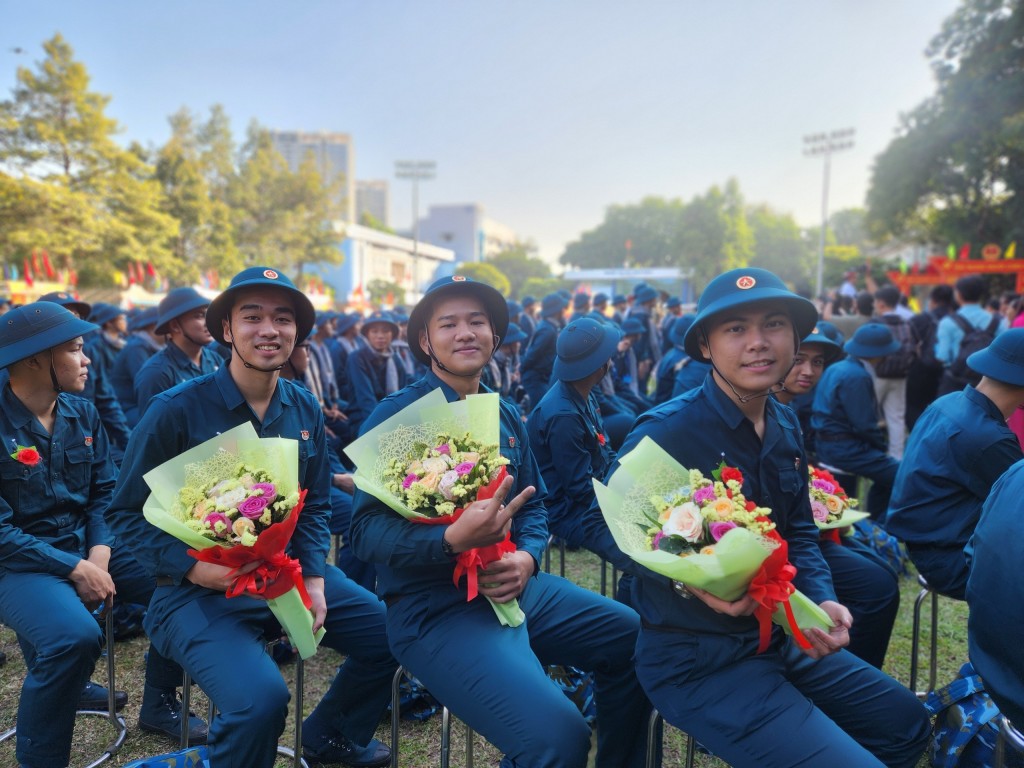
[596,432,606,446]
[10,445,41,466]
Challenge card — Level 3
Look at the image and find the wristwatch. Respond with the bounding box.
[441,534,456,558]
[672,580,694,599]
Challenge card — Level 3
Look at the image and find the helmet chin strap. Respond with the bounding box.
[423,329,500,379]
[701,327,794,404]
[47,350,63,393]
[227,319,285,373]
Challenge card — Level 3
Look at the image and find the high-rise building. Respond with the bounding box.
[269,130,355,222]
[356,180,390,228]
[418,204,519,264]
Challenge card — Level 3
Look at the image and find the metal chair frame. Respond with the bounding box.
[909,573,940,697]
[996,715,1024,768]
[181,638,307,768]
[0,609,128,767]
[645,709,695,768]
[390,665,474,768]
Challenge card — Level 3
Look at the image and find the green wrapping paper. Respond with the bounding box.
[142,422,325,659]
[594,436,833,636]
[345,389,525,627]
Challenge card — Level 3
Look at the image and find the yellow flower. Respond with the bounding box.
[700,545,716,556]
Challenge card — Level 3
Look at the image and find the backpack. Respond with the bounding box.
[873,315,919,378]
[912,311,943,371]
[939,313,1001,394]
[924,661,1023,768]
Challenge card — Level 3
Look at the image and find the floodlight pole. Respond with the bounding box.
[395,160,436,299]
[804,129,855,300]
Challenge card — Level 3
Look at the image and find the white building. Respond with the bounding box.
[305,222,455,307]
[356,180,390,227]
[417,204,520,264]
[270,130,356,223]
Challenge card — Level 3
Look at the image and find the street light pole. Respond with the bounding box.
[804,128,854,300]
[395,160,436,301]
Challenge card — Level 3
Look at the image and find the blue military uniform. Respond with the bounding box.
[81,333,133,462]
[887,388,1021,599]
[967,460,1024,728]
[111,329,164,426]
[344,342,409,435]
[607,376,929,767]
[107,363,396,768]
[527,380,614,548]
[520,297,565,411]
[811,355,899,519]
[351,370,650,768]
[133,341,221,418]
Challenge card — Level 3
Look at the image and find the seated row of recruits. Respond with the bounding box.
[7,264,974,767]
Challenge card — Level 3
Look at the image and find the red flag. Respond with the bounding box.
[959,243,971,260]
[146,261,156,278]
[31,250,40,275]
[23,258,33,287]
[385,291,395,306]
[42,251,55,280]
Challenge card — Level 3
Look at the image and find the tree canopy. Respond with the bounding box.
[867,0,1024,248]
[0,35,344,289]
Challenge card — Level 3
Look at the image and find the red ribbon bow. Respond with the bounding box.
[747,531,811,654]
[412,466,517,602]
[188,488,313,609]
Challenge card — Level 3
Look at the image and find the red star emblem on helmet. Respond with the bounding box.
[263,269,279,280]
[736,276,756,289]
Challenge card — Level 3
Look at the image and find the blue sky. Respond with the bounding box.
[2,1,961,265]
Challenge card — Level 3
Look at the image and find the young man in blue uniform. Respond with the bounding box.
[966,458,1024,729]
[775,327,901,669]
[811,323,902,520]
[133,287,222,419]
[351,276,650,768]
[593,269,929,767]
[106,267,396,768]
[886,329,1024,599]
[519,292,567,412]
[345,312,407,435]
[110,306,164,426]
[527,317,619,551]
[0,303,205,768]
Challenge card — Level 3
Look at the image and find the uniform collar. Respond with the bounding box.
[212,363,295,413]
[422,368,493,403]
[701,372,751,431]
[964,383,1003,420]
[1,379,77,429]
[166,339,203,369]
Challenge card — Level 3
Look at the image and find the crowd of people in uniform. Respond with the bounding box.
[1,261,1022,768]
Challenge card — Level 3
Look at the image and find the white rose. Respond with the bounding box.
[422,457,450,474]
[662,502,704,543]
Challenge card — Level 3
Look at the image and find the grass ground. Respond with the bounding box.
[0,547,968,768]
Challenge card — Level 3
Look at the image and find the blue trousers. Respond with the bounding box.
[0,546,186,768]
[329,486,377,592]
[145,565,396,768]
[820,538,900,669]
[386,572,649,768]
[637,628,930,768]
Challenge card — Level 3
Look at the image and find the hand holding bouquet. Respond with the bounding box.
[595,436,832,652]
[142,423,325,658]
[346,389,525,627]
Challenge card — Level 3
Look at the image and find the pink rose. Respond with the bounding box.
[435,444,451,455]
[662,502,704,543]
[455,462,475,476]
[692,485,716,505]
[402,473,419,489]
[651,531,665,550]
[238,495,271,519]
[251,482,276,498]
[811,500,829,522]
[203,512,231,538]
[708,521,737,541]
[811,479,835,494]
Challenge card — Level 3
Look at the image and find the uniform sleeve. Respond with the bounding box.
[105,401,202,581]
[520,324,553,373]
[508,414,549,568]
[134,362,174,420]
[971,434,1023,490]
[93,369,133,450]
[0,495,81,575]
[290,406,331,579]
[837,374,887,449]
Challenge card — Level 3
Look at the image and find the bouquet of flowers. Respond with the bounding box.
[594,436,833,652]
[345,388,524,627]
[808,465,869,531]
[142,422,325,659]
